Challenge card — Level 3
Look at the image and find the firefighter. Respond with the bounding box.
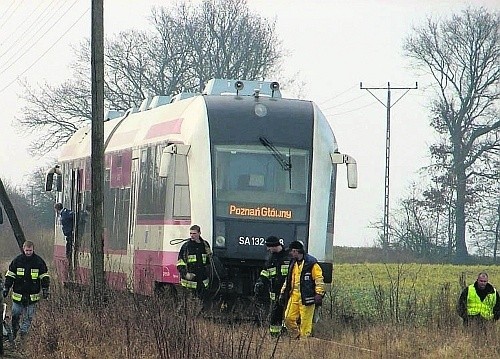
[3,240,50,340]
[176,225,212,301]
[254,236,290,336]
[279,240,324,338]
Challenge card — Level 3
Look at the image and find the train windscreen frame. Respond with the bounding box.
[214,144,309,222]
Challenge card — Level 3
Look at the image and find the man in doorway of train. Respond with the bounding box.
[54,203,75,263]
[254,236,291,336]
[456,271,500,329]
[279,240,325,339]
[3,240,50,342]
[176,225,212,303]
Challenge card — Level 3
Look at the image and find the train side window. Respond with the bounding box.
[172,155,190,217]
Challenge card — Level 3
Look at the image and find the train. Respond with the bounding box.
[45,78,357,299]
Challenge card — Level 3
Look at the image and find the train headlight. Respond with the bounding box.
[215,235,226,248]
[254,103,267,117]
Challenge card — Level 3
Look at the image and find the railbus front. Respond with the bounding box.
[46,78,357,299]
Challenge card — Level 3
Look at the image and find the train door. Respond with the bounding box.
[127,156,140,292]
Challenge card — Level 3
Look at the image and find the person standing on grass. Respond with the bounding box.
[2,240,50,341]
[279,240,325,338]
[254,236,290,336]
[176,225,212,302]
[456,272,500,327]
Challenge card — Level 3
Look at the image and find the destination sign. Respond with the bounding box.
[228,204,292,219]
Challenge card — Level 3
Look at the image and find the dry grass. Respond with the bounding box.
[2,257,500,358]
[6,281,498,359]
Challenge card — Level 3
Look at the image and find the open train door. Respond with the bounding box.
[127,156,140,292]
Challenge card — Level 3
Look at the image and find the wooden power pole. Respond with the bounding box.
[0,178,25,252]
[91,0,105,303]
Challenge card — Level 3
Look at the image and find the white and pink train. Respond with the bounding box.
[47,79,357,298]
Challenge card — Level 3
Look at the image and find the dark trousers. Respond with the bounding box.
[65,236,73,260]
[270,300,285,328]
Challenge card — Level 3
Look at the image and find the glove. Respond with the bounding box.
[2,289,8,298]
[314,294,323,306]
[185,272,196,280]
[178,267,187,278]
[42,288,50,299]
[254,281,265,296]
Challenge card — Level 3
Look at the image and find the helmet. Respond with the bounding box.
[288,240,305,254]
[265,236,281,247]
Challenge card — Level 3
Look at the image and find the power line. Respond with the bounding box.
[360,81,418,250]
[319,84,358,106]
[322,92,368,112]
[325,100,378,117]
[0,7,89,93]
[0,1,21,33]
[0,0,59,62]
[0,0,79,75]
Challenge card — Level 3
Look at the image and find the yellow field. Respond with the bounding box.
[329,263,500,321]
[334,263,500,291]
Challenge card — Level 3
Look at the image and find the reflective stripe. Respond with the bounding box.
[39,273,50,280]
[30,293,40,301]
[280,264,289,276]
[12,292,22,301]
[181,279,197,289]
[5,270,16,279]
[202,253,208,264]
[202,279,209,288]
[187,254,197,263]
[269,325,282,334]
[260,269,270,278]
[16,268,25,276]
[268,267,277,277]
[31,268,40,279]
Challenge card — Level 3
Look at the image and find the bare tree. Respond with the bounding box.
[16,0,284,154]
[403,7,500,262]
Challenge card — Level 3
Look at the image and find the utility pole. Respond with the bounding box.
[0,177,25,251]
[91,0,105,303]
[360,82,417,250]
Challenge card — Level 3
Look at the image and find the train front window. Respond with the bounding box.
[214,145,309,221]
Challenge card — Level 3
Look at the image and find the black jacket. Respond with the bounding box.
[176,238,211,281]
[4,253,50,305]
[258,248,290,296]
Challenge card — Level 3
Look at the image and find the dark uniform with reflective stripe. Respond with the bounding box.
[4,253,49,305]
[176,238,211,299]
[256,248,290,335]
[4,252,50,337]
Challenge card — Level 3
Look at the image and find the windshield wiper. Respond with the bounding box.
[259,136,292,171]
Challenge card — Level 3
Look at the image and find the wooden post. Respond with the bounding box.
[0,177,25,252]
[91,0,105,303]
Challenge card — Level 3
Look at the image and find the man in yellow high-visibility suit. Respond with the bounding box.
[280,240,324,338]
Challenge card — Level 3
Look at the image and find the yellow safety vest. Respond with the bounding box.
[466,284,497,320]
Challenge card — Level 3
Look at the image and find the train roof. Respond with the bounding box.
[58,79,318,162]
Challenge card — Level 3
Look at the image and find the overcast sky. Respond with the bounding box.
[0,0,498,247]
